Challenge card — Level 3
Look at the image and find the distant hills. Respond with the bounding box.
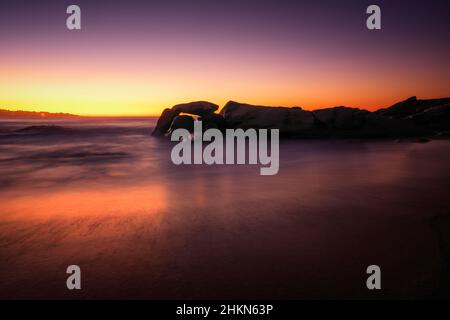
[0,109,80,118]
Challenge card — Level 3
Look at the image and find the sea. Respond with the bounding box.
[1,117,449,299]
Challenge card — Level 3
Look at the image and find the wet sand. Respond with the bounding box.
[1,118,450,299]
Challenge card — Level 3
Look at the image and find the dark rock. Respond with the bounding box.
[153,101,219,136]
[152,97,450,139]
[152,108,178,136]
[313,107,427,138]
[376,97,450,119]
[358,113,427,138]
[172,101,219,116]
[221,101,426,138]
[409,103,450,131]
[221,101,323,137]
[200,113,227,132]
[435,130,450,138]
[313,107,369,130]
[168,115,195,135]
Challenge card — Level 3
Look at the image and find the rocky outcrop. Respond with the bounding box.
[221,101,323,137]
[221,101,426,138]
[313,106,424,138]
[153,97,450,139]
[376,96,450,119]
[152,101,221,136]
[168,115,195,134]
[409,103,450,131]
[200,112,227,131]
[152,108,178,136]
[313,106,369,130]
[172,101,218,116]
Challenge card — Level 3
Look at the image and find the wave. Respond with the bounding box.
[0,124,154,139]
[15,125,78,135]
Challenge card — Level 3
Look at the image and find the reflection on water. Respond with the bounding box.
[1,185,168,220]
[1,117,450,299]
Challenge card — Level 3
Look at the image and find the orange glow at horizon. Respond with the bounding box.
[1,41,449,116]
[1,0,449,117]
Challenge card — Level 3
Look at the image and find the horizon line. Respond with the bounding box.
[2,95,449,117]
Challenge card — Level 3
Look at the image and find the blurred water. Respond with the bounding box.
[1,117,450,299]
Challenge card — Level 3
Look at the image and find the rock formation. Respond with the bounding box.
[152,108,178,136]
[152,101,221,136]
[168,115,195,134]
[220,101,322,137]
[376,96,450,119]
[153,97,450,139]
[172,101,218,115]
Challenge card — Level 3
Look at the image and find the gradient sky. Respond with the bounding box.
[0,0,449,115]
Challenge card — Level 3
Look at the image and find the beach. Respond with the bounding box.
[1,117,450,299]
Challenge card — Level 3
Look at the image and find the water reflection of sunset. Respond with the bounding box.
[1,185,167,221]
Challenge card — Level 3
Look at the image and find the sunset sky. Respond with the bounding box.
[0,0,449,116]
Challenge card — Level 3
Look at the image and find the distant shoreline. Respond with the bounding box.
[0,109,160,118]
[0,109,80,118]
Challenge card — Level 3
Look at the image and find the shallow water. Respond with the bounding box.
[1,117,450,299]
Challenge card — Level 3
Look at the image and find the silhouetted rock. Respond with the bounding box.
[220,101,426,138]
[168,115,195,135]
[313,106,425,138]
[152,108,178,136]
[376,96,450,119]
[152,97,450,139]
[200,112,227,132]
[152,101,219,136]
[409,103,450,131]
[313,107,368,130]
[172,101,218,116]
[360,113,428,138]
[221,101,322,137]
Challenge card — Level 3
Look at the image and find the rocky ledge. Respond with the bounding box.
[152,97,450,139]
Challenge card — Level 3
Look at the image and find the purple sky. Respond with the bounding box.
[0,0,449,115]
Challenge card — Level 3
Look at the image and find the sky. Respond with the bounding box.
[0,0,449,116]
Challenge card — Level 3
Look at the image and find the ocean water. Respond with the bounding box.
[1,117,450,299]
